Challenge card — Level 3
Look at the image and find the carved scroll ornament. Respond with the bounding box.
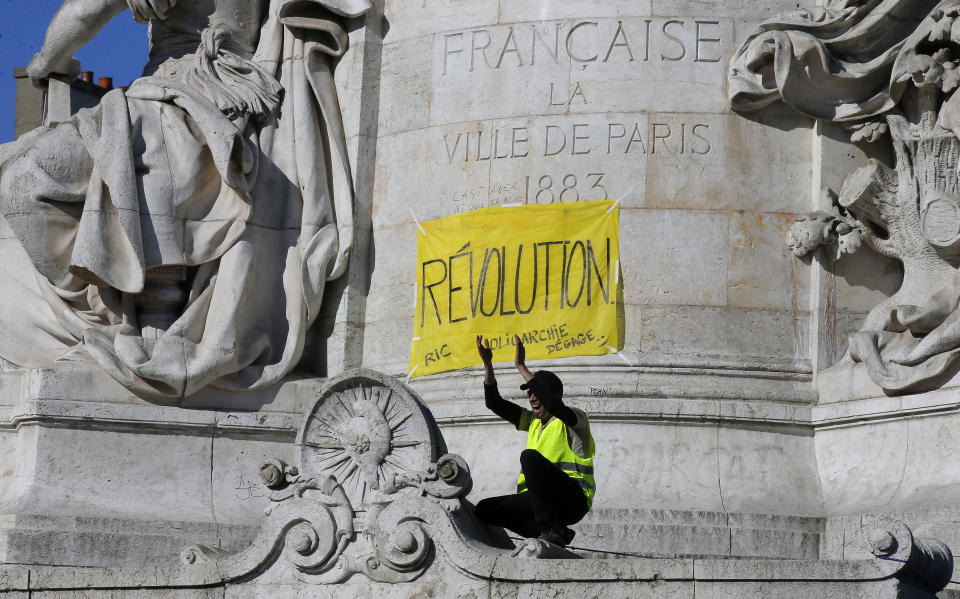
[182,370,474,584]
[731,0,960,392]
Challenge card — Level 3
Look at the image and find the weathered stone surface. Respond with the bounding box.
[376,38,433,136]
[0,368,304,566]
[383,0,499,44]
[574,508,824,559]
[718,425,822,517]
[728,212,811,310]
[620,209,729,306]
[635,304,811,366]
[692,580,896,599]
[643,111,811,215]
[816,403,960,515]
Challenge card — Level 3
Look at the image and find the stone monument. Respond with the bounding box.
[1,0,960,597]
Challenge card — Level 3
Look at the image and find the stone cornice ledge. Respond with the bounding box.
[0,496,905,590]
[810,387,960,430]
[0,399,299,440]
[429,397,814,429]
[412,360,816,405]
[2,365,952,434]
[0,547,900,592]
[431,390,960,431]
[0,366,325,413]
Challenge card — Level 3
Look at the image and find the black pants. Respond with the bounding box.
[475,449,589,538]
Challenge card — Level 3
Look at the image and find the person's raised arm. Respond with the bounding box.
[539,392,578,427]
[477,334,495,385]
[26,0,130,84]
[514,335,533,382]
[478,335,522,427]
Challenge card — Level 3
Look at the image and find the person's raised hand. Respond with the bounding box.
[514,335,526,368]
[476,335,493,365]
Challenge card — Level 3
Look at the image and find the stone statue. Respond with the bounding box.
[730,0,960,393]
[0,0,368,399]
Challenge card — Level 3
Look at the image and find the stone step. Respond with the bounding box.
[572,508,823,560]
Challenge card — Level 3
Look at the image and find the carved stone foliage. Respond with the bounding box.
[730,0,960,393]
[181,370,471,584]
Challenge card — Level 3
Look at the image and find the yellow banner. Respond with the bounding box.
[409,199,621,378]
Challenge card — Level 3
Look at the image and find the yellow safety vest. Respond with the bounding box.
[517,414,596,509]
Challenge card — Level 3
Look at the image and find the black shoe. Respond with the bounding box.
[538,527,575,547]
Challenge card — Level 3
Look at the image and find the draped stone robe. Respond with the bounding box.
[0,0,369,399]
[729,0,960,392]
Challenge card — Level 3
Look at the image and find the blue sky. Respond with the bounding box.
[0,0,148,143]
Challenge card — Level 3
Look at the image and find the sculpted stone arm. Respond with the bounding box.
[26,0,129,82]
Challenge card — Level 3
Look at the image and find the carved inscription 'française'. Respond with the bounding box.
[442,120,712,164]
[441,19,723,75]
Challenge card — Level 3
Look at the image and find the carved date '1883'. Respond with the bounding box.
[445,172,607,211]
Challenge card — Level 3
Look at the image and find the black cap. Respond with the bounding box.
[520,370,563,401]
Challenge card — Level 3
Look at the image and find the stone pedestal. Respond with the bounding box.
[0,371,946,598]
[0,365,306,566]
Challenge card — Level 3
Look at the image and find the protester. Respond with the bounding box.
[473,334,596,546]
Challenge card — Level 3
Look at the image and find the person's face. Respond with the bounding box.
[528,389,549,420]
